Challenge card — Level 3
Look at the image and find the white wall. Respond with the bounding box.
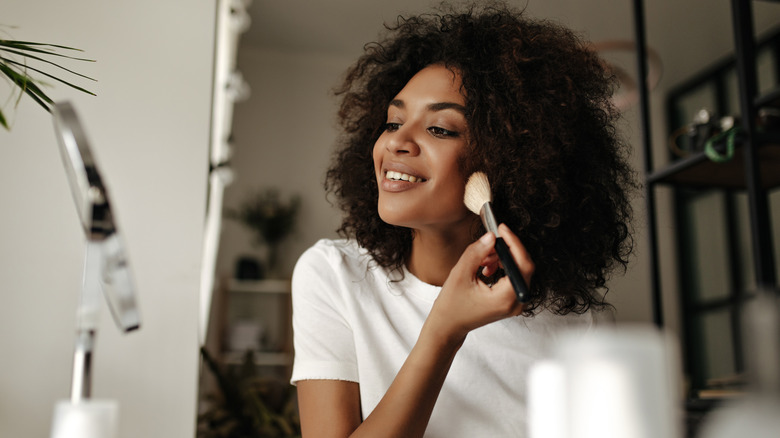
[215,46,346,280]
[0,1,214,437]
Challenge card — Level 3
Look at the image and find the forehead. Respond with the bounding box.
[394,64,465,104]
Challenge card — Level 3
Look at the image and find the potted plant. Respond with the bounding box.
[227,188,300,278]
[198,347,301,438]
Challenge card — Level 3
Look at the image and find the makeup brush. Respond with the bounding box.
[464,172,530,302]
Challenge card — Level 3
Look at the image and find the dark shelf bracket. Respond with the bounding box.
[633,0,664,327]
[731,0,778,289]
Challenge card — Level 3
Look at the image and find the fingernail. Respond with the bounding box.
[480,232,492,245]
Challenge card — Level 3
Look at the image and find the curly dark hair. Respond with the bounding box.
[325,1,638,315]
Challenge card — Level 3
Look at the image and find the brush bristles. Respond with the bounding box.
[464,172,492,215]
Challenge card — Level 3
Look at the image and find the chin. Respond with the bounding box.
[377,210,409,228]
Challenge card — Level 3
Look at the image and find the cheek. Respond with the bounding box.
[443,156,469,208]
[372,140,383,177]
[443,179,467,210]
[434,162,467,207]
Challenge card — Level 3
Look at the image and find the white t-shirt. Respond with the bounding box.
[291,238,610,437]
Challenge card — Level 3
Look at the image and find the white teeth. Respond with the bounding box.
[386,171,424,182]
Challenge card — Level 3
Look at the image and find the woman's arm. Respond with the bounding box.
[297,327,460,438]
[297,225,533,437]
[297,380,362,437]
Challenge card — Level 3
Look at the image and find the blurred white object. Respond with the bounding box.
[200,0,250,345]
[527,359,566,438]
[228,320,264,352]
[528,325,682,438]
[198,164,235,345]
[226,71,251,102]
[50,400,118,438]
[697,291,780,437]
[697,395,780,438]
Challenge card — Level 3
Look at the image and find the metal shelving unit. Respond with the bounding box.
[635,0,779,404]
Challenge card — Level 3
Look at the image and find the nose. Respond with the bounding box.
[385,125,420,156]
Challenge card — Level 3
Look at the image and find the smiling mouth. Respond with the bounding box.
[385,170,427,183]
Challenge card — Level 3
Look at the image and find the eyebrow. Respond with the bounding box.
[389,99,467,114]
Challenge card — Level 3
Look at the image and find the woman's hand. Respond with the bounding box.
[426,224,535,343]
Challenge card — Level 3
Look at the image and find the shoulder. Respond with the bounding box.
[527,305,614,337]
[295,238,366,272]
[292,238,374,288]
[300,238,363,259]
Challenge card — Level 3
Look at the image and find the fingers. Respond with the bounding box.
[497,223,535,287]
[456,232,495,280]
[489,225,532,315]
[480,252,500,277]
[434,229,529,336]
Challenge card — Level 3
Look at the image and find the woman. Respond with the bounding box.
[290,2,637,436]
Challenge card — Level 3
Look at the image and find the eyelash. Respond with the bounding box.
[428,126,459,138]
[383,123,459,138]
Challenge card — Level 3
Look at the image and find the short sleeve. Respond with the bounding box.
[290,241,359,385]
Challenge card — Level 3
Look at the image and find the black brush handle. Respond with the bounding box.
[495,237,530,302]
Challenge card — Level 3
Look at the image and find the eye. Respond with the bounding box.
[428,126,459,138]
[384,122,401,132]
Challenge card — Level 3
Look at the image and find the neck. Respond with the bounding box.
[406,223,475,286]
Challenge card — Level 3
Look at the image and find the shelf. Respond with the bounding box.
[221,278,293,372]
[222,350,292,366]
[755,85,780,108]
[229,278,291,294]
[647,136,780,189]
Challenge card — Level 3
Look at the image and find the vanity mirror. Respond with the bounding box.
[49,101,141,438]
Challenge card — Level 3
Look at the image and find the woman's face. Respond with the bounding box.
[373,64,473,233]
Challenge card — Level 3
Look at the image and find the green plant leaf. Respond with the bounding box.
[0,46,96,81]
[227,188,301,246]
[198,347,301,437]
[0,36,96,131]
[0,40,92,57]
[2,57,96,95]
[0,62,53,111]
